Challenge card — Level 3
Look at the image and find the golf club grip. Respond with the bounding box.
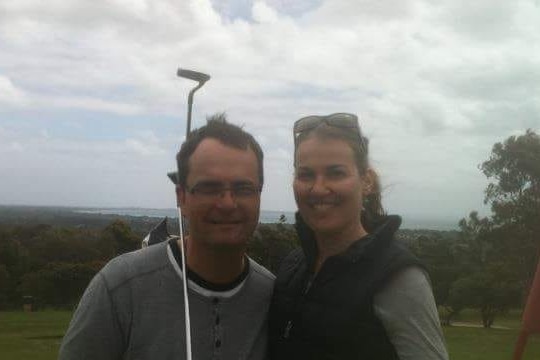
[177,68,210,83]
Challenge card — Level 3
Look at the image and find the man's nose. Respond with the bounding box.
[215,190,238,209]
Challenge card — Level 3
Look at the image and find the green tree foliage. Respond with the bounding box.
[0,230,31,308]
[409,233,462,325]
[18,262,104,309]
[99,220,139,257]
[449,267,521,328]
[447,211,523,328]
[0,264,10,308]
[447,130,540,327]
[0,219,140,308]
[480,129,540,288]
[249,223,299,274]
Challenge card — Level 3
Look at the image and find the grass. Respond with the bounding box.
[0,310,72,360]
[444,327,540,360]
[1,309,540,359]
[441,308,540,360]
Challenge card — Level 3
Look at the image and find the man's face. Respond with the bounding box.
[177,138,261,249]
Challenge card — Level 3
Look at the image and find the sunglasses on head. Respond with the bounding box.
[293,113,366,148]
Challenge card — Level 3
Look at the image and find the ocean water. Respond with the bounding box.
[75,207,458,230]
[75,208,296,224]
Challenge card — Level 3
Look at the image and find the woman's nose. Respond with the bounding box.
[309,176,330,194]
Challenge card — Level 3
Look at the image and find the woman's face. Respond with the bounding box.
[293,135,372,238]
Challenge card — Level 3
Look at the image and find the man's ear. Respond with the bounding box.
[176,185,187,208]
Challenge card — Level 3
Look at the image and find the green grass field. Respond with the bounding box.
[0,310,72,360]
[1,309,539,359]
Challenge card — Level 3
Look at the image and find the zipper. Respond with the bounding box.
[283,320,293,339]
[283,274,313,340]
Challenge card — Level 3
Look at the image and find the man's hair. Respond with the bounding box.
[176,113,264,188]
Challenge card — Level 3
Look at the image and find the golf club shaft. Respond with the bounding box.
[176,67,210,360]
[177,208,192,360]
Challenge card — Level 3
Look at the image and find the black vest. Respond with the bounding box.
[269,215,421,360]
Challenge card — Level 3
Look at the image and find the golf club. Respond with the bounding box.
[176,68,211,360]
[178,68,211,135]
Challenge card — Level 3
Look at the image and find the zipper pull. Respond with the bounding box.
[283,320,293,339]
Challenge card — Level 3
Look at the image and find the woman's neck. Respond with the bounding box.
[314,224,368,273]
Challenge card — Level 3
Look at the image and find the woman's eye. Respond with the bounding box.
[327,169,346,178]
[296,172,313,181]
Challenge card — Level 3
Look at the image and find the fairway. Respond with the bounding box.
[1,310,540,359]
[0,311,72,360]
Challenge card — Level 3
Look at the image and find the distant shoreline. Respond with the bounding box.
[0,204,459,231]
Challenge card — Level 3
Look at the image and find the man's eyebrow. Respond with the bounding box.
[231,180,257,186]
[194,180,223,186]
[195,180,257,186]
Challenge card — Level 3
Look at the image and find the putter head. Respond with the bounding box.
[177,68,210,83]
[167,171,179,185]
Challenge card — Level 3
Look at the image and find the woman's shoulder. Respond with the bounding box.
[373,266,436,326]
[373,266,449,359]
[277,248,305,273]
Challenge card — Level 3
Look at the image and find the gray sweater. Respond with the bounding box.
[59,242,275,360]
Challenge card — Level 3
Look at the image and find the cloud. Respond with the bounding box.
[1,0,539,222]
[0,75,27,105]
[433,0,526,42]
[253,1,279,23]
[305,0,417,24]
[0,126,173,207]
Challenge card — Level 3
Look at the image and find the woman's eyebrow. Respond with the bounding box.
[326,164,347,170]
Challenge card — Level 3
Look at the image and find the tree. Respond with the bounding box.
[18,261,104,308]
[480,129,540,295]
[451,130,540,326]
[99,220,139,257]
[411,234,462,325]
[0,264,10,309]
[456,211,492,272]
[249,224,298,273]
[448,266,521,328]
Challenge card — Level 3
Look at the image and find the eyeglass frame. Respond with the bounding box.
[293,113,367,151]
[185,181,262,201]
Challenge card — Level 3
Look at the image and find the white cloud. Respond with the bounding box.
[253,1,279,23]
[433,0,522,42]
[1,0,539,223]
[0,75,27,105]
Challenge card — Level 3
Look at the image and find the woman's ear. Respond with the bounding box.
[362,168,376,196]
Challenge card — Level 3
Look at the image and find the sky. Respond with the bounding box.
[1,0,539,226]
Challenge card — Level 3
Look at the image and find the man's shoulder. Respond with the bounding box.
[247,258,275,287]
[100,242,170,291]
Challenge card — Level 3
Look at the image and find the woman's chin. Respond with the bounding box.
[304,218,339,235]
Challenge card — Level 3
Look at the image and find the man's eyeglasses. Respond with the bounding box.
[187,182,261,200]
[293,113,365,148]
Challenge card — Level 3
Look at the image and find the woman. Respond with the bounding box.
[269,113,448,359]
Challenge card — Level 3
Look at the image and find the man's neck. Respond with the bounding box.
[179,238,246,285]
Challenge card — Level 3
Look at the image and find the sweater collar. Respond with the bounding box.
[295,212,402,270]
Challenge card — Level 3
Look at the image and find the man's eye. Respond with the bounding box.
[195,184,223,194]
[233,185,258,196]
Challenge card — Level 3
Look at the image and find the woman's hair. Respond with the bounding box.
[294,124,385,232]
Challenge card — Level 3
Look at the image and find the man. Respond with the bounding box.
[59,114,275,360]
